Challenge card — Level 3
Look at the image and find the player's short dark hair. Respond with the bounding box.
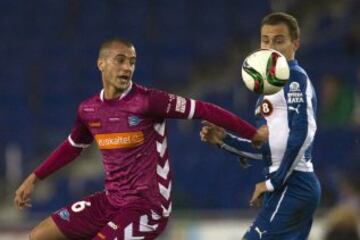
[261,12,300,40]
[98,37,134,59]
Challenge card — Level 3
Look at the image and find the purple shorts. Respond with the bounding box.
[51,191,168,240]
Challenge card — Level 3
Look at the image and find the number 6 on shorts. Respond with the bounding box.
[71,201,91,213]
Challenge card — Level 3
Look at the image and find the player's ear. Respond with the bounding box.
[97,58,104,71]
[293,39,300,51]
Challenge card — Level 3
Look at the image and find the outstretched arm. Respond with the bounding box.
[146,89,268,147]
[200,121,264,160]
[14,113,93,210]
[14,173,38,210]
[14,140,84,210]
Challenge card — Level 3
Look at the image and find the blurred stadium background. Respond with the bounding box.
[0,0,359,239]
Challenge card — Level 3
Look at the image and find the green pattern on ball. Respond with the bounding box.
[243,60,264,94]
[266,52,287,87]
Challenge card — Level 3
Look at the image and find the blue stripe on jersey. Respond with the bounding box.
[269,60,316,190]
[270,70,309,188]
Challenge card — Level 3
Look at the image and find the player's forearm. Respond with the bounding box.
[222,133,262,154]
[194,101,257,140]
[23,172,39,185]
[220,133,263,160]
[33,140,82,179]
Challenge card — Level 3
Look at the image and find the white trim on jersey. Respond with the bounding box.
[270,186,288,222]
[187,99,196,119]
[265,179,275,192]
[221,143,263,160]
[269,160,314,174]
[67,135,91,148]
[99,81,133,102]
[100,89,104,101]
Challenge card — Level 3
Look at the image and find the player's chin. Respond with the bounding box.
[114,78,130,90]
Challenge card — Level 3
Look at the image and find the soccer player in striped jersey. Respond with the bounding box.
[14,38,267,240]
[200,12,321,240]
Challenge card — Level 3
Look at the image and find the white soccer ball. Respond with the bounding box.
[241,49,290,95]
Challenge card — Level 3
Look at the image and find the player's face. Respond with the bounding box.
[98,42,136,92]
[260,23,299,60]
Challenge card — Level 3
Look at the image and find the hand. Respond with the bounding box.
[14,173,38,210]
[249,181,267,207]
[251,125,268,149]
[200,121,226,145]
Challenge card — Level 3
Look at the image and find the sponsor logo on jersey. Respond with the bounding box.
[108,117,121,122]
[83,107,95,112]
[57,208,70,221]
[88,121,102,128]
[95,132,144,149]
[96,232,107,239]
[107,221,118,230]
[288,81,304,104]
[166,94,176,113]
[254,226,267,239]
[287,93,304,104]
[289,104,301,114]
[260,99,273,117]
[128,115,141,126]
[175,96,186,113]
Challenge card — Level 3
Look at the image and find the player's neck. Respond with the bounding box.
[103,83,132,100]
[104,89,122,99]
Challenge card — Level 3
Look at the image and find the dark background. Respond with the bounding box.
[0,0,359,222]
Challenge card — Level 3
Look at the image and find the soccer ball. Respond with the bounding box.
[241,49,290,95]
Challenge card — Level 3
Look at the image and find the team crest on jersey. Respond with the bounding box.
[260,99,273,117]
[288,81,304,104]
[128,115,142,126]
[289,81,300,92]
[57,208,70,221]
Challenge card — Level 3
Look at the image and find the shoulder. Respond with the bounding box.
[133,83,148,93]
[131,83,155,97]
[134,83,163,93]
[134,83,170,98]
[286,61,311,92]
[77,92,102,115]
[290,66,308,84]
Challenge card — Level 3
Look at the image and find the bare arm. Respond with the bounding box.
[14,110,93,210]
[14,173,38,210]
[14,140,83,210]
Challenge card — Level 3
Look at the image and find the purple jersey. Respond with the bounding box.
[35,80,257,226]
[69,82,196,216]
[32,77,258,239]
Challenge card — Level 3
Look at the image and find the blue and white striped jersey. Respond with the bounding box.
[222,59,317,191]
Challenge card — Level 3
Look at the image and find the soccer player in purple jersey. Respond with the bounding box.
[14,38,268,240]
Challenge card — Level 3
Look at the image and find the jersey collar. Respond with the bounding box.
[288,59,298,67]
[100,81,133,102]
